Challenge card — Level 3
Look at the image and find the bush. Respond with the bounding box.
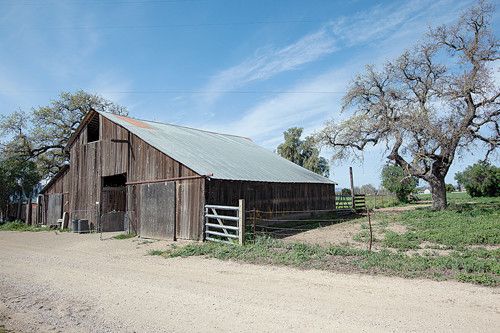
[455,161,499,197]
[381,164,418,203]
[445,184,455,192]
[341,188,351,196]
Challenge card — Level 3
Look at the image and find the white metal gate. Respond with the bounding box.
[204,199,245,245]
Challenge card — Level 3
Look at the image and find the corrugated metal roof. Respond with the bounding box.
[99,111,334,184]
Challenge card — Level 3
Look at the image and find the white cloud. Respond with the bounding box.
[203,66,350,146]
[201,0,475,150]
[202,26,338,105]
[201,0,473,109]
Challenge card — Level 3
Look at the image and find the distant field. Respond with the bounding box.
[364,191,472,209]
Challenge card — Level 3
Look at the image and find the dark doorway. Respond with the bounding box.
[101,173,127,232]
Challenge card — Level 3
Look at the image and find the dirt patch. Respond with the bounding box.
[0,231,499,332]
[375,203,431,212]
[284,219,366,248]
[283,214,407,251]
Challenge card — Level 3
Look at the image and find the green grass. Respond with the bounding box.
[377,199,500,250]
[149,195,500,286]
[113,233,136,240]
[0,325,12,333]
[0,221,47,232]
[149,236,499,286]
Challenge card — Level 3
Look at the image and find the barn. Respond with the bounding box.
[38,110,335,240]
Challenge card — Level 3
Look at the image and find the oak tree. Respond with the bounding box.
[319,1,499,209]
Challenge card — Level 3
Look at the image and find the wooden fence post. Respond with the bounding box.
[349,167,355,210]
[238,199,245,245]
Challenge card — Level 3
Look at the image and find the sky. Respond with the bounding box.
[0,0,498,188]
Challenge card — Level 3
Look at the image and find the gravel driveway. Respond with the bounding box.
[0,231,498,332]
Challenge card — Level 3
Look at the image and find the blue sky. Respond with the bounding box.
[1,0,498,188]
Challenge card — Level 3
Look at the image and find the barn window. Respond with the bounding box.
[102,173,127,188]
[87,114,100,143]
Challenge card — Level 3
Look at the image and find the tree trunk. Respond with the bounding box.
[16,194,22,220]
[430,178,447,210]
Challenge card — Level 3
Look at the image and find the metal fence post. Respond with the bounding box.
[238,199,245,245]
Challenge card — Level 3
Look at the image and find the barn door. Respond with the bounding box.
[139,182,175,240]
[101,187,126,232]
[46,193,63,226]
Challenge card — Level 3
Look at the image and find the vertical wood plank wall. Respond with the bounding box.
[41,167,70,225]
[64,113,204,239]
[205,179,336,214]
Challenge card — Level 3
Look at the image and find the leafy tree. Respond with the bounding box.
[360,184,377,195]
[0,90,127,178]
[318,2,499,210]
[455,161,499,197]
[381,164,418,203]
[277,127,329,177]
[0,153,41,220]
[445,184,455,192]
[341,188,351,196]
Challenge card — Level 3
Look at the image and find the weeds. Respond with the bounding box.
[149,236,499,286]
[113,233,136,240]
[0,221,46,232]
[393,202,500,248]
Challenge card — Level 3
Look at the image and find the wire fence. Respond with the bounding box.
[245,208,367,240]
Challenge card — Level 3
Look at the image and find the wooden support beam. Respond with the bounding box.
[125,173,213,186]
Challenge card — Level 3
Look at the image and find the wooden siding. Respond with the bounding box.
[66,113,204,239]
[206,179,335,214]
[126,129,204,240]
[139,182,176,240]
[41,167,70,225]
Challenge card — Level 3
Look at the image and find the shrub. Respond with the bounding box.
[445,184,455,192]
[381,164,418,203]
[341,188,351,196]
[455,161,499,197]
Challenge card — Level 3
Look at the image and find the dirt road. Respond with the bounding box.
[0,232,498,332]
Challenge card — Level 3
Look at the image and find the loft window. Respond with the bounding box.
[87,114,100,143]
[102,173,127,188]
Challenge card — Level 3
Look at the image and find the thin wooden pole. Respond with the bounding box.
[367,206,373,252]
[238,199,245,245]
[252,208,256,243]
[349,167,355,210]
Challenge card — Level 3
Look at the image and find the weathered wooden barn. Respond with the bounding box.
[39,110,335,240]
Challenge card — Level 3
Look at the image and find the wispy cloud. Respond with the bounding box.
[201,0,474,149]
[202,0,473,110]
[204,67,349,146]
[202,26,338,105]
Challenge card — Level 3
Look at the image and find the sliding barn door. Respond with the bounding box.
[46,194,63,226]
[139,182,175,240]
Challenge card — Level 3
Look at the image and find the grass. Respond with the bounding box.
[149,236,499,286]
[0,221,47,232]
[377,199,500,250]
[113,233,136,240]
[149,194,499,287]
[0,325,12,333]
